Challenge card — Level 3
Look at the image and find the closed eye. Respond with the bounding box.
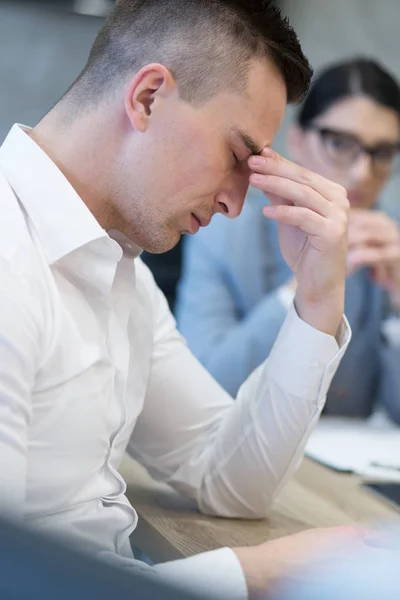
[232,152,240,166]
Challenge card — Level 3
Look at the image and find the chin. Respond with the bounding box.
[141,231,181,254]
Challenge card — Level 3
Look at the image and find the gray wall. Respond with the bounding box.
[0,1,102,141]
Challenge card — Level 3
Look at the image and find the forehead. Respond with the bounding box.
[240,58,287,144]
[316,96,400,143]
[204,57,287,150]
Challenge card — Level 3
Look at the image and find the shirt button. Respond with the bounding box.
[310,360,321,370]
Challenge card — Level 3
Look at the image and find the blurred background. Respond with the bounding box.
[275,0,400,220]
[1,0,400,306]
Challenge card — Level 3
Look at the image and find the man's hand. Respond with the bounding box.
[248,149,349,337]
[233,525,393,600]
[348,209,400,310]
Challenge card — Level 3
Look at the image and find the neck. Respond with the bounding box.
[30,103,124,232]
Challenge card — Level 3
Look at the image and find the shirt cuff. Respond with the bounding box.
[381,316,400,347]
[155,547,248,600]
[276,283,296,310]
[267,304,351,404]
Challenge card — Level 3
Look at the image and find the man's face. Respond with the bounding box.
[116,58,287,253]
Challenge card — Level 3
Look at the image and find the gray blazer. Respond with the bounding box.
[176,188,400,423]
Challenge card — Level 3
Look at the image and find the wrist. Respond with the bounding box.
[277,277,297,309]
[389,288,400,313]
[232,547,276,600]
[294,287,344,338]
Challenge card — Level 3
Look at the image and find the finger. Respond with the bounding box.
[262,204,335,242]
[348,228,373,248]
[383,264,398,291]
[348,227,395,248]
[347,257,361,277]
[371,263,393,290]
[248,150,348,208]
[363,529,400,550]
[350,209,395,230]
[349,208,371,220]
[349,244,400,268]
[349,219,399,245]
[250,173,333,218]
[349,209,378,226]
[250,152,341,201]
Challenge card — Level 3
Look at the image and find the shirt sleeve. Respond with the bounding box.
[104,545,247,600]
[0,258,42,519]
[128,263,351,519]
[154,547,247,600]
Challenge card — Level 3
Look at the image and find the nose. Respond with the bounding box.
[214,174,249,219]
[350,152,374,183]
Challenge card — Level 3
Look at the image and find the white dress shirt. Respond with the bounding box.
[0,125,350,599]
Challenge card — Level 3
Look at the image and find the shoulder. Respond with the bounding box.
[0,169,49,322]
[0,169,30,258]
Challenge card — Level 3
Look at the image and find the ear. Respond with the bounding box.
[124,63,176,133]
[286,123,304,162]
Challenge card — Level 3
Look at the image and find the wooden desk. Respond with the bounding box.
[120,456,399,564]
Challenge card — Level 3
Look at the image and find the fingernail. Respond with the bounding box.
[363,530,398,549]
[248,156,265,169]
[250,173,263,184]
[261,147,276,158]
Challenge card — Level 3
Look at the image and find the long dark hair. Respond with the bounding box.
[297,58,400,128]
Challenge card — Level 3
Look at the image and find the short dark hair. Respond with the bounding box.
[69,0,312,108]
[298,57,400,127]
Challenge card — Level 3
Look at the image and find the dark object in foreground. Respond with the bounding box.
[0,517,206,600]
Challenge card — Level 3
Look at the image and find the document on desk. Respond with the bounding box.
[305,413,400,481]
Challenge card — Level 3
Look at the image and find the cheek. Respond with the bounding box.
[305,142,354,187]
[187,148,229,192]
[162,155,225,209]
[184,122,229,176]
[366,177,387,200]
[297,139,330,176]
[153,121,229,198]
[300,148,346,186]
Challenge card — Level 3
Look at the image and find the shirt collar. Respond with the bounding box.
[0,125,142,264]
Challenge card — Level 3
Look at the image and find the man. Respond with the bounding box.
[0,0,379,598]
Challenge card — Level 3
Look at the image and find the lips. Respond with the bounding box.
[193,213,211,228]
[185,213,212,235]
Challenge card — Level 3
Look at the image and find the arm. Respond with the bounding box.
[130,150,351,518]
[0,259,42,518]
[176,233,291,397]
[128,263,350,519]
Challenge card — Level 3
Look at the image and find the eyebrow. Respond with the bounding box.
[234,129,264,156]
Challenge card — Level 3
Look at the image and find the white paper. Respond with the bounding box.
[305,412,400,481]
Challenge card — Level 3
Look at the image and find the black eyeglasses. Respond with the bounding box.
[307,125,400,172]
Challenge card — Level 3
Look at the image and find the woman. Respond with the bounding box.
[176,58,400,422]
